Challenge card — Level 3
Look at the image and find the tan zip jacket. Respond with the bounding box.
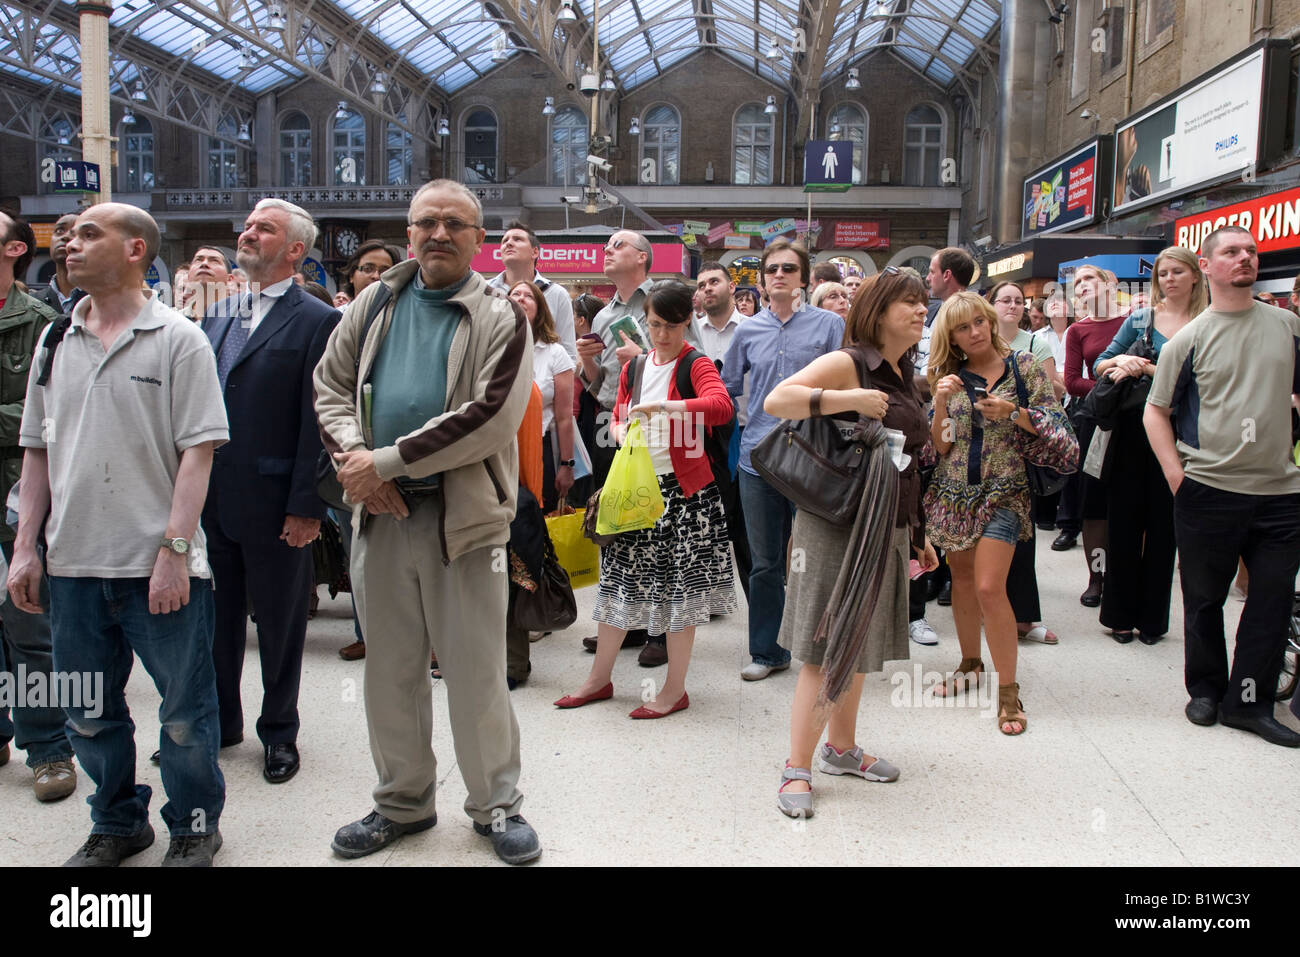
[313,260,533,562]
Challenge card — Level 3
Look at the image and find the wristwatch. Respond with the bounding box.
[160,537,190,555]
[1009,407,1022,424]
[558,459,576,468]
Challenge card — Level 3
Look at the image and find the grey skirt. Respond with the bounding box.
[778,513,910,674]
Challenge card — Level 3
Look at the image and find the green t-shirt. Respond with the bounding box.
[1147,301,1300,496]
[370,274,465,468]
[1009,329,1056,369]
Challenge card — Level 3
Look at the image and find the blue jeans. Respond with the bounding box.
[738,469,794,667]
[0,541,74,767]
[49,576,225,838]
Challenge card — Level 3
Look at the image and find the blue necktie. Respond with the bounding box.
[216,296,252,390]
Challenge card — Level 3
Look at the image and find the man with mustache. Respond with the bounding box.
[315,179,540,864]
[201,199,339,784]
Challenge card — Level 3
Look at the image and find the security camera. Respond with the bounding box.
[562,194,581,204]
[579,72,599,97]
[586,154,612,172]
[565,79,576,91]
[973,235,993,249]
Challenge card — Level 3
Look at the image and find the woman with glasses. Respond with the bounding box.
[1062,264,1125,608]
[764,270,937,817]
[925,292,1065,735]
[339,240,405,304]
[986,280,1062,647]
[555,282,736,718]
[1091,247,1205,644]
[811,281,851,320]
[734,285,760,317]
[509,280,576,511]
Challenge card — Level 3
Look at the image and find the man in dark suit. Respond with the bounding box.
[202,198,339,784]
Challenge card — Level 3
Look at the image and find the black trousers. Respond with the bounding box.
[1006,498,1042,623]
[207,516,314,746]
[1100,419,1177,635]
[718,467,752,602]
[1174,480,1300,717]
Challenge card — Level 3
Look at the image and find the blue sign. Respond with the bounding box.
[803,140,853,192]
[301,257,327,287]
[1058,254,1155,282]
[53,161,102,193]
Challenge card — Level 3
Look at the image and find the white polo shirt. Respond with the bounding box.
[19,296,229,578]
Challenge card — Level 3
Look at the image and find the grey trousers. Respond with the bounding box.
[351,502,523,826]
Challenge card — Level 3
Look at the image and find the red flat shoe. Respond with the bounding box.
[628,692,689,719]
[553,682,614,709]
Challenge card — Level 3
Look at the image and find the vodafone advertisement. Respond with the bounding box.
[473,242,687,275]
[1174,185,1300,254]
[832,221,890,249]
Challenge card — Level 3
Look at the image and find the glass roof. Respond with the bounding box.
[0,0,1000,125]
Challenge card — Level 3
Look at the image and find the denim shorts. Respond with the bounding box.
[981,507,1021,545]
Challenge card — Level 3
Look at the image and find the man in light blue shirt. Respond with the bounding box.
[722,239,844,680]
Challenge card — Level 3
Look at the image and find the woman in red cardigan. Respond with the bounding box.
[1061,264,1126,607]
[555,282,737,718]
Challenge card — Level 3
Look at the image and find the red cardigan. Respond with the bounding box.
[1064,315,1126,398]
[612,345,735,497]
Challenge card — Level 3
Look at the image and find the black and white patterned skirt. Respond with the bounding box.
[593,473,738,634]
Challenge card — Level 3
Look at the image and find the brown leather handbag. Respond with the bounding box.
[749,348,874,524]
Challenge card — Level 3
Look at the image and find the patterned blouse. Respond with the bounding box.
[923,351,1057,552]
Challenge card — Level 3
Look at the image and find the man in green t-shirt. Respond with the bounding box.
[1146,225,1300,748]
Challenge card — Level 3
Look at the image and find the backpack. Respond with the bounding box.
[34,289,86,387]
[623,348,736,488]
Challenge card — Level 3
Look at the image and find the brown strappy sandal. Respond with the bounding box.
[998,682,1027,735]
[935,657,984,697]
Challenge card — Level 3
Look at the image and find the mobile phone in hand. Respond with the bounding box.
[908,559,924,580]
[580,332,604,346]
[972,386,989,401]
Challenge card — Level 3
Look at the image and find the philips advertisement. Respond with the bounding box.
[1021,141,1101,239]
[1112,48,1266,214]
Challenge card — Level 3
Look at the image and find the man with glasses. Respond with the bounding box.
[722,238,844,681]
[315,179,541,863]
[487,220,576,363]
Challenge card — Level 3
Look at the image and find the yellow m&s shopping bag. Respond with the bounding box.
[595,419,664,536]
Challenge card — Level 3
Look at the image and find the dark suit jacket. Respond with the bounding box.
[202,283,340,542]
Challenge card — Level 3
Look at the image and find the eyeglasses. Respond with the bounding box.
[409,217,479,234]
[354,262,388,275]
[993,297,1025,306]
[603,239,628,254]
[763,263,799,275]
[881,265,901,277]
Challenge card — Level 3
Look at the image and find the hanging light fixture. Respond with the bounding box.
[237,121,251,142]
[122,108,137,126]
[542,96,556,116]
[829,121,841,137]
[871,0,890,16]
[764,94,778,114]
[628,116,640,136]
[491,31,511,63]
[268,2,286,29]
[557,0,578,22]
[334,101,350,120]
[370,70,388,94]
[845,66,861,90]
[239,43,254,69]
[765,37,782,60]
[131,79,147,102]
[600,69,616,92]
[437,117,450,137]
[56,127,70,146]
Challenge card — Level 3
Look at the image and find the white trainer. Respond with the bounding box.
[741,661,790,681]
[908,618,939,646]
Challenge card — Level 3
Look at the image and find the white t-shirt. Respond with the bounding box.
[638,353,676,475]
[532,340,575,436]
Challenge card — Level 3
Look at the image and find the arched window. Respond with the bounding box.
[828,103,867,185]
[40,117,78,195]
[639,104,680,185]
[464,109,497,183]
[207,113,239,188]
[387,115,412,185]
[332,109,366,185]
[903,105,944,186]
[733,104,773,185]
[550,107,587,187]
[280,111,312,186]
[122,114,154,192]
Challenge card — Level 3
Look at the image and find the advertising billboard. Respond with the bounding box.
[1021,140,1102,239]
[1173,184,1300,255]
[1112,46,1274,215]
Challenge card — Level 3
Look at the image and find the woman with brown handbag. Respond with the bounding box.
[763,268,937,818]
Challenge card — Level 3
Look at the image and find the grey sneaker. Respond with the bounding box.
[778,765,813,818]
[473,814,541,864]
[741,661,790,681]
[64,824,155,867]
[161,830,223,867]
[816,743,900,782]
[908,618,939,646]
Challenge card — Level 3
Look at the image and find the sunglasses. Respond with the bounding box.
[763,263,800,275]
